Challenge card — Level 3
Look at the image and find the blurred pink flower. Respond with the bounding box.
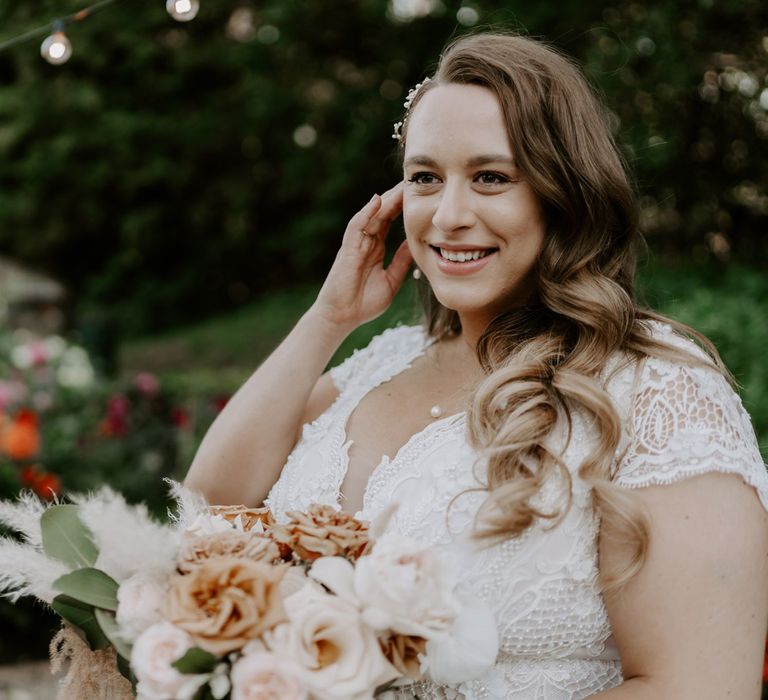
[0,380,28,411]
[134,372,160,396]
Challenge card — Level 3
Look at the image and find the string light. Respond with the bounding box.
[0,0,201,66]
[40,23,72,66]
[166,0,200,22]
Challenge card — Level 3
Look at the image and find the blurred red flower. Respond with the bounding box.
[171,406,191,429]
[212,395,230,413]
[33,472,61,500]
[1,409,40,460]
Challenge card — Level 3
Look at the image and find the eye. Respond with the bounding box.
[407,172,441,186]
[475,171,510,185]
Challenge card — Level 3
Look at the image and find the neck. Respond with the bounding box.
[455,312,490,355]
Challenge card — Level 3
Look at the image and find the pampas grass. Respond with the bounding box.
[72,487,181,582]
[0,539,68,603]
[0,489,47,547]
[0,480,211,605]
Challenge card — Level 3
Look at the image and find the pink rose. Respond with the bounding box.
[231,651,308,700]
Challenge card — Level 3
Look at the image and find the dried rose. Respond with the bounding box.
[162,557,287,655]
[380,633,427,679]
[270,505,370,562]
[209,504,275,532]
[178,530,281,572]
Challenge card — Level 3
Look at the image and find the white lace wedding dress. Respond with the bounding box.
[265,321,768,699]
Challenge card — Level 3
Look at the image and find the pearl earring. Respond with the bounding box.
[412,267,422,280]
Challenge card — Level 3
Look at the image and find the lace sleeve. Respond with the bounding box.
[616,349,768,512]
[329,324,426,394]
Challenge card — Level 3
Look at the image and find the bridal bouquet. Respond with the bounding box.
[0,483,498,699]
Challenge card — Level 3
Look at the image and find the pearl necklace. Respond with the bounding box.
[429,404,443,419]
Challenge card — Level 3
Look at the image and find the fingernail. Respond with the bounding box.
[370,194,379,203]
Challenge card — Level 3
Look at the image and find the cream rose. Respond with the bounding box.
[116,572,168,643]
[353,533,460,639]
[266,582,398,700]
[162,557,287,655]
[422,594,499,684]
[131,621,207,700]
[231,650,308,700]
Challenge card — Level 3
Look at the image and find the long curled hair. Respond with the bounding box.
[398,31,725,592]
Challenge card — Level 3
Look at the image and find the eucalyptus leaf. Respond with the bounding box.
[53,567,119,611]
[116,654,137,693]
[172,647,219,674]
[94,608,132,660]
[41,505,98,569]
[51,594,110,650]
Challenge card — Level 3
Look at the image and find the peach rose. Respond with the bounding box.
[231,650,308,700]
[162,557,287,655]
[265,582,398,700]
[270,505,369,562]
[178,531,281,572]
[209,505,275,532]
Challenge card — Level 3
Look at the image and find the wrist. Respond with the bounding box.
[301,305,356,347]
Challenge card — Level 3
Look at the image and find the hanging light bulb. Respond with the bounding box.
[40,23,72,65]
[166,0,199,22]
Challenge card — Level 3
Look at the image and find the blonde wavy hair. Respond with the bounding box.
[398,31,726,592]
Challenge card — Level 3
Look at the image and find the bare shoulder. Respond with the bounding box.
[599,471,768,697]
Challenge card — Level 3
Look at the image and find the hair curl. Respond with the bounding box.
[398,31,726,592]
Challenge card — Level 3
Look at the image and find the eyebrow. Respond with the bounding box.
[403,154,517,168]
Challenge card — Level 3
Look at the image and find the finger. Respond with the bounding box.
[364,183,404,238]
[342,194,382,246]
[384,239,414,291]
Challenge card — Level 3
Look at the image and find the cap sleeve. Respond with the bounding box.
[616,331,768,512]
[329,324,427,394]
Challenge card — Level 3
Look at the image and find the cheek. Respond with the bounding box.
[402,195,432,239]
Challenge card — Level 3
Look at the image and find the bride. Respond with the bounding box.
[185,31,768,699]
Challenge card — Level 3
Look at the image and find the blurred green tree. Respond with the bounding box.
[0,0,765,334]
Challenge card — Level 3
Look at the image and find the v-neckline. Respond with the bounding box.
[334,332,465,517]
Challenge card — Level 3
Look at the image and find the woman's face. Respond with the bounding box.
[402,83,546,327]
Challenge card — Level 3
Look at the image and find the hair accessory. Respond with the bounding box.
[392,76,432,143]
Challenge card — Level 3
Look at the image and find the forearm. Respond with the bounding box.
[590,678,653,699]
[184,308,350,505]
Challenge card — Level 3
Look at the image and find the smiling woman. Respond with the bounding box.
[184,31,768,700]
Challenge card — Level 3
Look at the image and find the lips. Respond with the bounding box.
[429,244,497,275]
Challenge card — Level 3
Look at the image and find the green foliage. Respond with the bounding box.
[172,647,219,675]
[51,594,110,650]
[0,1,765,334]
[53,567,119,611]
[41,504,98,569]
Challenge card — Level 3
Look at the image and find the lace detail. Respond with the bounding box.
[264,322,767,699]
[616,323,768,510]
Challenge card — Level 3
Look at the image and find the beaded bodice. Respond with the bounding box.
[265,323,768,699]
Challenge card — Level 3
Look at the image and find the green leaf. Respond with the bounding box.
[51,594,110,650]
[41,505,98,569]
[171,647,219,674]
[94,608,132,660]
[53,568,119,611]
[116,653,137,693]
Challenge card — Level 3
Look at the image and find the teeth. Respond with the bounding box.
[439,248,492,262]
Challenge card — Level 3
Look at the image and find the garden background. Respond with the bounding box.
[0,0,766,687]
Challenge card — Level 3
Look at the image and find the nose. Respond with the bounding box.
[431,180,476,234]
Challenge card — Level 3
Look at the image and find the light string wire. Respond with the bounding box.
[0,0,131,54]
